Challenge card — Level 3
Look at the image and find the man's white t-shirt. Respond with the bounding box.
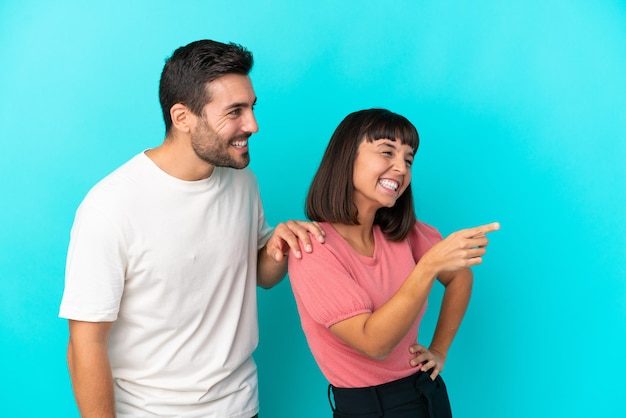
[60,152,273,418]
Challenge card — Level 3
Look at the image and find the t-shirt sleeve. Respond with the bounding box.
[59,202,126,322]
[251,172,273,250]
[407,221,444,262]
[256,204,273,250]
[288,239,373,328]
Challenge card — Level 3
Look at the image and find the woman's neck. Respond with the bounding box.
[332,214,376,257]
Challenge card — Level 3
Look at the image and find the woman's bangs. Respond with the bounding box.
[365,115,419,152]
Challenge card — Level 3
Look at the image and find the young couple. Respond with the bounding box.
[60,38,498,418]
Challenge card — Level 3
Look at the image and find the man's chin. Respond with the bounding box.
[230,155,250,170]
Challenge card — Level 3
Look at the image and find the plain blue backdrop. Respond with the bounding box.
[1,1,624,417]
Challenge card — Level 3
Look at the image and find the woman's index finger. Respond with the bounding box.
[465,222,500,237]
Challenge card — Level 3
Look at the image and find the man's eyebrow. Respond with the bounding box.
[225,97,257,111]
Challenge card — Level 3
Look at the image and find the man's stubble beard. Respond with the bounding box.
[191,119,251,170]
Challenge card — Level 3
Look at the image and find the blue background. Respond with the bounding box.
[1,1,624,417]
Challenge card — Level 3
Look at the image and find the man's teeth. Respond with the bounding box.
[379,179,399,191]
[232,140,247,148]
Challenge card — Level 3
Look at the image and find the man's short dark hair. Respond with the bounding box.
[159,40,254,133]
[306,108,420,241]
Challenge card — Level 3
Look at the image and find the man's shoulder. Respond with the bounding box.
[79,153,148,207]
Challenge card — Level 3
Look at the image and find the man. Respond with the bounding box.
[59,39,324,418]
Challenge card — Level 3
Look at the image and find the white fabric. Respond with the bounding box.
[60,152,273,418]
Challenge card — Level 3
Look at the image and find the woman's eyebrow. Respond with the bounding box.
[377,140,414,157]
[375,139,397,147]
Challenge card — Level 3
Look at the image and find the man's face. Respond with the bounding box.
[191,73,258,169]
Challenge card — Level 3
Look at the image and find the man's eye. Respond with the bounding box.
[229,109,241,116]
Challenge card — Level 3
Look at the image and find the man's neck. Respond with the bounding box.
[145,138,215,181]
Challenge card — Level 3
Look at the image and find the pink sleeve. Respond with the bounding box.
[288,240,373,328]
[407,221,444,262]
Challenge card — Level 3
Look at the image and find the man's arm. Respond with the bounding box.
[257,245,288,289]
[67,320,116,418]
[257,220,325,289]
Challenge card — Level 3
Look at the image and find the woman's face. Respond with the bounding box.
[352,137,414,215]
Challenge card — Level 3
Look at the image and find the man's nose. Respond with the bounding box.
[244,110,259,134]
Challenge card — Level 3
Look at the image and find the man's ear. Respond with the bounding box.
[170,103,195,133]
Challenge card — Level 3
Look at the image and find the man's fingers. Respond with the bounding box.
[267,233,298,260]
[300,220,325,243]
[291,223,313,253]
[283,233,304,258]
[270,224,302,259]
[270,247,285,262]
[274,220,327,259]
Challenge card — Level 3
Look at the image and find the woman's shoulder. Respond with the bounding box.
[310,222,356,255]
[406,220,444,258]
[414,220,443,240]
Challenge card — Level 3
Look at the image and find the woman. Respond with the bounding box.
[288,109,499,417]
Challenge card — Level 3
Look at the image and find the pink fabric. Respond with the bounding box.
[288,221,443,388]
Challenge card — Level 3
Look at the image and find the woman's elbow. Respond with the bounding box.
[360,344,393,361]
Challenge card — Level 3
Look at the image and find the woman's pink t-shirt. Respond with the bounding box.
[288,221,443,388]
